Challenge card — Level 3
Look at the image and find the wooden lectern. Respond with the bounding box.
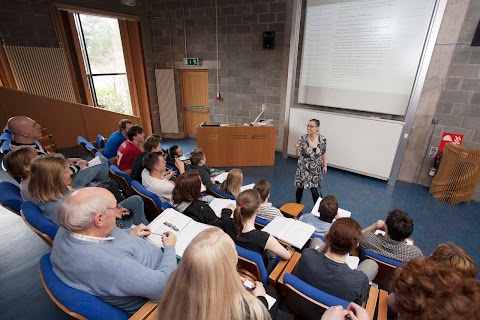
[197,125,276,167]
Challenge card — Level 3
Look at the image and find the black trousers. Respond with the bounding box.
[296,185,322,205]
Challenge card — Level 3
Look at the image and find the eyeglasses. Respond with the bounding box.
[107,204,124,211]
[306,125,318,128]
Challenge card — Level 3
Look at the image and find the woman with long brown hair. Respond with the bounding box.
[220,168,243,197]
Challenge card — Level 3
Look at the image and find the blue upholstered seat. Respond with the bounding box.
[0,131,12,143]
[254,216,270,228]
[360,248,403,267]
[165,164,180,176]
[21,201,59,245]
[0,181,23,213]
[208,186,236,200]
[235,245,270,285]
[39,253,129,320]
[131,180,171,222]
[96,134,106,149]
[109,165,134,197]
[77,135,98,156]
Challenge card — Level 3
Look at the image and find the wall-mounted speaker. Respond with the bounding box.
[472,20,480,46]
[263,31,275,49]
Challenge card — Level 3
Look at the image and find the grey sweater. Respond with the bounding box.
[51,227,177,314]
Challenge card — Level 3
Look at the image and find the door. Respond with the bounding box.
[180,69,209,138]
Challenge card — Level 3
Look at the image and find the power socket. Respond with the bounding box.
[431,118,439,124]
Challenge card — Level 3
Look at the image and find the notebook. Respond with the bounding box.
[262,216,315,249]
[147,208,212,257]
[209,198,236,218]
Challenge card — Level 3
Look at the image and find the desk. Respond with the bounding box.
[197,125,276,167]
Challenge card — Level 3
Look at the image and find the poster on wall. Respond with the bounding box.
[438,132,464,152]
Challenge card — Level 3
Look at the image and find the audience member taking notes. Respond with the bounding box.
[50,187,177,315]
[222,190,291,270]
[299,195,339,238]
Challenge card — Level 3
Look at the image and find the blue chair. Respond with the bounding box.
[254,216,270,228]
[235,245,289,286]
[39,253,130,320]
[360,248,403,290]
[96,134,106,149]
[279,252,379,320]
[131,180,171,222]
[208,186,236,200]
[109,165,134,197]
[0,132,12,143]
[77,136,98,157]
[0,181,23,214]
[1,141,11,154]
[3,124,11,134]
[21,201,59,245]
[165,164,180,176]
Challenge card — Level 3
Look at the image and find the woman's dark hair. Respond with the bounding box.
[253,180,270,202]
[309,119,320,127]
[233,190,261,236]
[172,170,201,204]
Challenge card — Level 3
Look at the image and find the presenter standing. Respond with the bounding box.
[294,119,327,205]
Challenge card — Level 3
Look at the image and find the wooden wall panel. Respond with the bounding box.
[0,87,139,148]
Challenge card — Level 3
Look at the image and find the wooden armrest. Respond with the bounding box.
[129,301,158,320]
[278,251,302,285]
[268,250,295,286]
[377,289,389,320]
[123,168,132,175]
[279,203,305,218]
[365,286,379,320]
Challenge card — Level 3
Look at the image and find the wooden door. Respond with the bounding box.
[180,69,209,138]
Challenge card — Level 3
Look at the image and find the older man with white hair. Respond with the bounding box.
[50,187,177,314]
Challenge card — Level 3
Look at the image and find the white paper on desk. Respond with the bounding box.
[179,152,190,161]
[262,216,315,249]
[265,293,276,310]
[311,197,351,218]
[240,183,255,192]
[201,184,206,192]
[80,156,102,171]
[346,256,359,270]
[175,222,212,257]
[374,230,413,245]
[209,198,236,218]
[214,172,229,183]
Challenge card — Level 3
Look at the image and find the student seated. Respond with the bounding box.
[3,147,38,202]
[188,148,215,189]
[166,144,190,168]
[117,125,145,171]
[299,195,338,238]
[296,218,378,305]
[103,119,132,159]
[158,227,272,320]
[360,209,423,261]
[222,189,291,270]
[252,180,283,221]
[141,152,175,204]
[390,259,480,320]
[51,187,177,315]
[131,134,166,183]
[219,168,243,198]
[172,170,232,227]
[321,303,370,320]
[29,154,148,228]
[7,116,109,187]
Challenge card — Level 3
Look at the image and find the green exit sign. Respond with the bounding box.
[184,58,199,66]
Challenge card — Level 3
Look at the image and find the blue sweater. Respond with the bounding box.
[104,131,127,159]
[299,213,332,238]
[51,227,177,314]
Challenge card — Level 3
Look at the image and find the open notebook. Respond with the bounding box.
[147,209,212,257]
[262,216,315,249]
[311,197,351,218]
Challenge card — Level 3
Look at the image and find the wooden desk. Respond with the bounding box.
[197,125,276,167]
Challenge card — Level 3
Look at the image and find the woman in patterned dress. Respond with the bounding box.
[294,119,327,205]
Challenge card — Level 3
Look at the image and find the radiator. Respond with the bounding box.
[155,69,179,134]
[4,46,76,103]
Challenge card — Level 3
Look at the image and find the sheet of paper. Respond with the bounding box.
[201,184,206,192]
[262,217,294,239]
[214,172,229,183]
[346,256,359,270]
[80,156,102,171]
[280,220,316,249]
[179,151,190,161]
[265,293,276,310]
[311,197,351,218]
[174,222,212,257]
[209,198,236,218]
[240,183,255,192]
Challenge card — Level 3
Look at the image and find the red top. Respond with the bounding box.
[117,140,141,171]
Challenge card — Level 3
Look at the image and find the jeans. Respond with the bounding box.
[72,156,110,187]
[116,195,149,228]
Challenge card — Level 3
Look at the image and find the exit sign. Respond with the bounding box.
[184,58,199,66]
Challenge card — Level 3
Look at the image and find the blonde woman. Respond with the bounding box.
[222,189,291,270]
[220,168,243,197]
[3,147,38,202]
[158,227,272,320]
[29,154,148,228]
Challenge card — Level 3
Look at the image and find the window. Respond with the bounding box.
[74,14,133,115]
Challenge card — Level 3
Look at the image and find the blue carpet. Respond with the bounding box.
[163,138,480,266]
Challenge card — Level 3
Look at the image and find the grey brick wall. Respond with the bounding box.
[418,0,480,202]
[149,0,287,131]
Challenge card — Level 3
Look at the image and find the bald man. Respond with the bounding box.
[50,187,177,314]
[7,116,109,187]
